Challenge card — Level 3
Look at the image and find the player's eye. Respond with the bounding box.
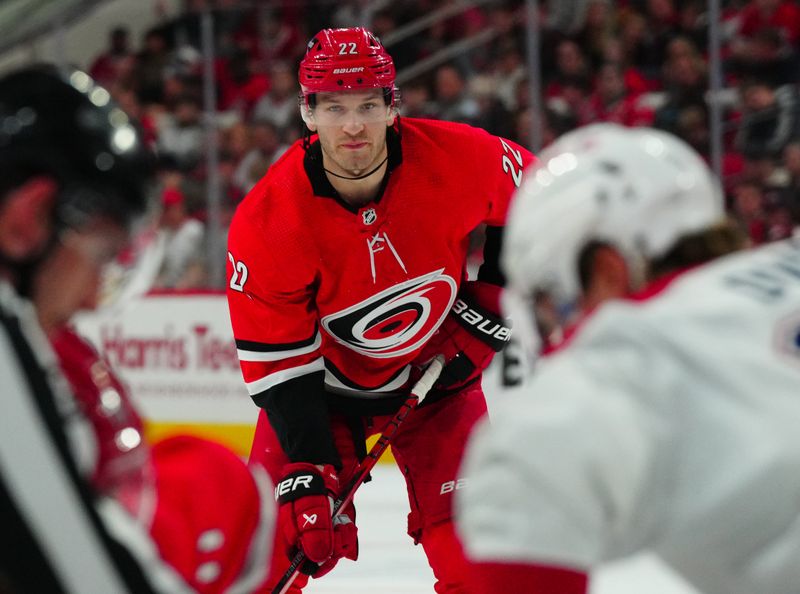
[361,102,378,111]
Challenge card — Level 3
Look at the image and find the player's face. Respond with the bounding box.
[32,217,128,333]
[307,89,395,177]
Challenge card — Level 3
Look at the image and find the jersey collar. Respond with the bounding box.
[303,125,403,213]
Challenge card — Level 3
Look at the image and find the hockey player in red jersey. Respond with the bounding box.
[226,27,534,593]
[456,124,800,594]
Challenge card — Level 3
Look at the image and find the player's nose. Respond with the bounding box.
[341,113,365,135]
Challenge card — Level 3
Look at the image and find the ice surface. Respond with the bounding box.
[305,464,701,594]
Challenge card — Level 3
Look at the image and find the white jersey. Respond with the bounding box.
[481,336,532,403]
[456,239,800,594]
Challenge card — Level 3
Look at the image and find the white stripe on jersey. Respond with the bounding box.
[245,357,325,395]
[237,332,322,362]
[324,363,411,395]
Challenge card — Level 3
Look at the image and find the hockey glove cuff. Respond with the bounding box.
[416,281,511,390]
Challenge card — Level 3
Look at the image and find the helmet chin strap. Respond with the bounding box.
[323,155,388,180]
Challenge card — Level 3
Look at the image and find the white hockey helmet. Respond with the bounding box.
[502,123,724,305]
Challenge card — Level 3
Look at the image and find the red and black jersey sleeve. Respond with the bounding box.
[226,175,340,467]
[463,127,536,286]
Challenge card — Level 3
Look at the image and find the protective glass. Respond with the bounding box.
[95,222,165,310]
[307,97,392,127]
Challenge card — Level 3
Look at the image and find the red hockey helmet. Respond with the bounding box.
[299,27,396,103]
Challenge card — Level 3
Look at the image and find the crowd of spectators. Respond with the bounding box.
[86,0,800,289]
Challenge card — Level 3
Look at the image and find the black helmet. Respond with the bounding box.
[0,64,154,231]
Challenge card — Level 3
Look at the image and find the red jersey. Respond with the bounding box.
[738,1,800,45]
[227,118,532,422]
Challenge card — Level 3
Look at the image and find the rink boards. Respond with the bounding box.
[75,291,392,460]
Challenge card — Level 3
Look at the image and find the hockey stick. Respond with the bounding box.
[271,355,445,594]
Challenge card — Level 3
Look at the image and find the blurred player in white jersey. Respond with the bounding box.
[456,123,800,594]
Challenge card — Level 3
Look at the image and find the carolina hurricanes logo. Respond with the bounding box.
[322,269,457,358]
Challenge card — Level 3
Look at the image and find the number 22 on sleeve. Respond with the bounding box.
[500,138,523,187]
[228,252,249,292]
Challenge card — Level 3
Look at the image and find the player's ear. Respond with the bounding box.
[592,245,631,297]
[2,175,58,258]
[300,105,317,132]
[386,108,397,127]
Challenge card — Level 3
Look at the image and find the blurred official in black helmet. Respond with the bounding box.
[0,64,155,329]
[0,65,165,594]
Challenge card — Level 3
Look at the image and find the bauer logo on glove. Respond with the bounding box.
[415,281,512,390]
[451,297,512,350]
[275,473,321,500]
